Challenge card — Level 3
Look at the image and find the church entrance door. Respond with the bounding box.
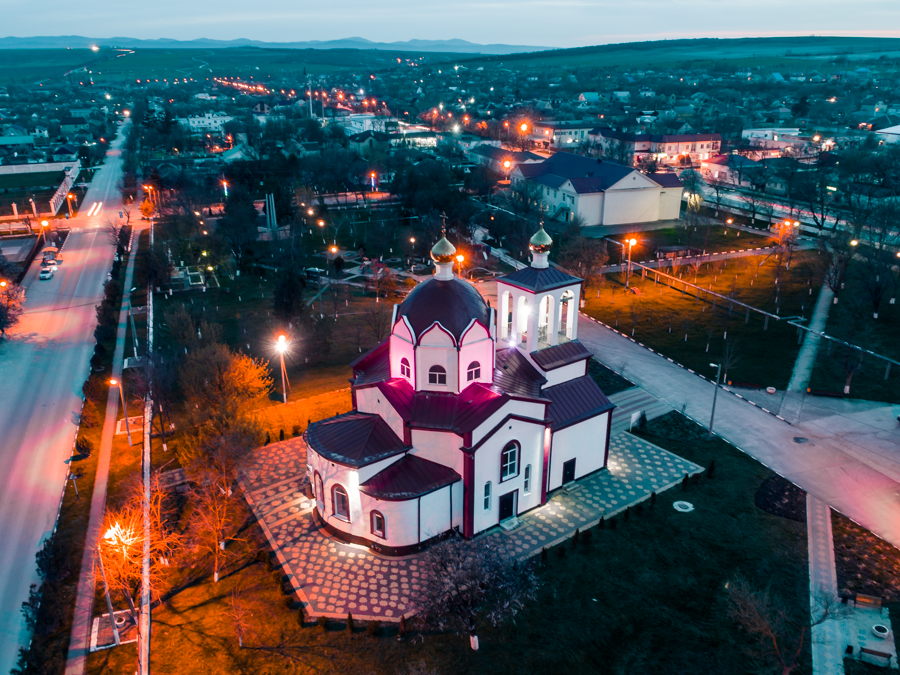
[499,491,517,522]
[562,459,576,484]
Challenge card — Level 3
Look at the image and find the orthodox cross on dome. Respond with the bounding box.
[431,212,457,265]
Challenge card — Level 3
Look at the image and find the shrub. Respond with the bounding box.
[89,353,103,371]
[598,518,605,530]
[317,616,328,632]
[292,425,301,437]
[79,404,101,429]
[297,606,306,627]
[581,529,593,545]
[681,473,689,491]
[279,428,285,441]
[650,491,657,507]
[82,376,104,402]
[347,612,354,632]
[366,620,380,637]
[638,410,647,430]
[624,507,630,520]
[636,503,644,516]
[707,460,716,479]
[540,547,547,563]
[74,437,93,458]
[571,529,580,547]
[398,616,407,638]
[264,432,271,446]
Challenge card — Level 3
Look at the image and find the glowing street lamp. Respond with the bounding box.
[109,379,132,445]
[66,193,75,218]
[275,335,289,403]
[221,180,228,198]
[625,238,637,288]
[503,159,512,180]
[456,253,465,277]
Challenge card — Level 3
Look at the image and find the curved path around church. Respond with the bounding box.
[242,413,702,621]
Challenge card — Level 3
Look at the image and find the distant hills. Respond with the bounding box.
[0,35,548,55]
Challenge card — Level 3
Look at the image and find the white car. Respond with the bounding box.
[39,267,53,280]
[40,259,58,272]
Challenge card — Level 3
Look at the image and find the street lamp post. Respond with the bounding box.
[456,253,465,278]
[96,541,121,647]
[708,362,722,439]
[625,238,637,288]
[503,159,511,181]
[275,335,289,403]
[109,379,132,445]
[66,194,74,218]
[40,220,49,246]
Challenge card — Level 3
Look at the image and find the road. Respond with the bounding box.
[0,122,128,673]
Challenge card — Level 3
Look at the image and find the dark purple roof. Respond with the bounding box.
[543,375,614,431]
[396,277,491,342]
[377,379,508,436]
[519,153,636,194]
[648,173,683,188]
[531,340,592,370]
[360,454,460,501]
[499,265,581,293]
[305,411,408,467]
[493,347,546,398]
[350,339,390,386]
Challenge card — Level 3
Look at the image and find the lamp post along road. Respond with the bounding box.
[625,238,637,288]
[276,335,289,404]
[708,362,722,439]
[110,379,132,445]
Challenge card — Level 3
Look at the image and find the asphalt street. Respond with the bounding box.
[0,123,128,672]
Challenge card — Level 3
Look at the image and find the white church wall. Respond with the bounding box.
[419,486,453,542]
[389,318,415,383]
[359,493,420,547]
[357,454,404,484]
[409,429,464,476]
[471,418,545,535]
[547,411,610,491]
[458,323,494,389]
[451,480,464,530]
[355,387,406,440]
[538,360,588,387]
[309,449,363,536]
[416,324,459,393]
[469,399,545,448]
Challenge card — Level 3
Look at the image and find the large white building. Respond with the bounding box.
[512,152,683,226]
[177,112,234,134]
[305,229,614,556]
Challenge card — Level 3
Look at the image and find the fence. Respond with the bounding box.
[49,161,81,215]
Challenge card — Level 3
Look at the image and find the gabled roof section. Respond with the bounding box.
[498,265,581,293]
[350,339,390,386]
[493,346,546,399]
[396,276,491,342]
[520,152,636,195]
[305,411,408,468]
[531,340,592,371]
[360,454,460,501]
[376,379,509,436]
[543,375,615,431]
[648,173,683,188]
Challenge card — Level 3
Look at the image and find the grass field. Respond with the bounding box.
[806,259,900,404]
[458,36,900,71]
[592,224,776,261]
[582,250,823,391]
[85,410,810,675]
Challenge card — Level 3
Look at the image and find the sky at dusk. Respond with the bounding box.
[3,0,900,48]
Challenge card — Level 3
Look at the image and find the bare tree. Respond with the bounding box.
[817,233,856,305]
[739,192,765,227]
[726,577,849,675]
[364,301,392,343]
[721,339,743,384]
[228,584,252,648]
[0,279,25,338]
[628,299,644,337]
[829,301,875,395]
[414,533,540,650]
[558,236,609,298]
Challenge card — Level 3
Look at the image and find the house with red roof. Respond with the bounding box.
[305,227,614,555]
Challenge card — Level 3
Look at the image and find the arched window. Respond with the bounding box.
[400,357,411,379]
[483,482,492,510]
[332,485,350,521]
[371,511,386,538]
[428,365,447,385]
[314,472,324,504]
[466,361,481,382]
[501,442,519,481]
[523,465,532,495]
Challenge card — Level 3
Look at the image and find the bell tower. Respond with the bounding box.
[496,223,582,353]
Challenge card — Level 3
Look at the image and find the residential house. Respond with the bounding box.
[468,145,543,175]
[511,152,682,226]
[60,117,90,134]
[531,120,595,149]
[52,143,79,162]
[178,112,234,134]
[699,154,760,185]
[0,125,35,150]
[588,127,721,166]
[349,130,391,158]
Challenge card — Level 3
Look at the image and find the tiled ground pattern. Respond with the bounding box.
[242,431,702,621]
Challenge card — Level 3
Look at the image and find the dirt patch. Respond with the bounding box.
[833,511,900,601]
[754,474,806,522]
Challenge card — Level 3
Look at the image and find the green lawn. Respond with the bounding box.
[86,411,811,675]
[588,224,776,260]
[807,259,900,403]
[583,251,823,391]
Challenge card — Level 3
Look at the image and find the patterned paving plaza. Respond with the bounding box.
[242,429,702,621]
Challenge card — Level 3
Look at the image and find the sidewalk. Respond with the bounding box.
[807,494,844,675]
[575,312,900,549]
[64,226,142,675]
[787,285,835,393]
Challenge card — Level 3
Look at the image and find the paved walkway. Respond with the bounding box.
[242,429,702,621]
[573,312,900,550]
[807,494,844,675]
[64,226,142,675]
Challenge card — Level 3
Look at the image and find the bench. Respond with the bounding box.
[856,594,883,611]
[806,388,844,398]
[860,647,892,666]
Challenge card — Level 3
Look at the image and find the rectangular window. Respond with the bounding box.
[371,512,385,538]
[501,444,518,480]
[523,465,532,495]
[484,482,491,510]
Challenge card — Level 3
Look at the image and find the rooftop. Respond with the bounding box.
[360,454,460,501]
[305,411,409,468]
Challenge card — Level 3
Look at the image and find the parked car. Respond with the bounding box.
[39,268,54,280]
[40,259,58,272]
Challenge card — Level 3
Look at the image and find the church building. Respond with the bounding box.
[305,226,614,555]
